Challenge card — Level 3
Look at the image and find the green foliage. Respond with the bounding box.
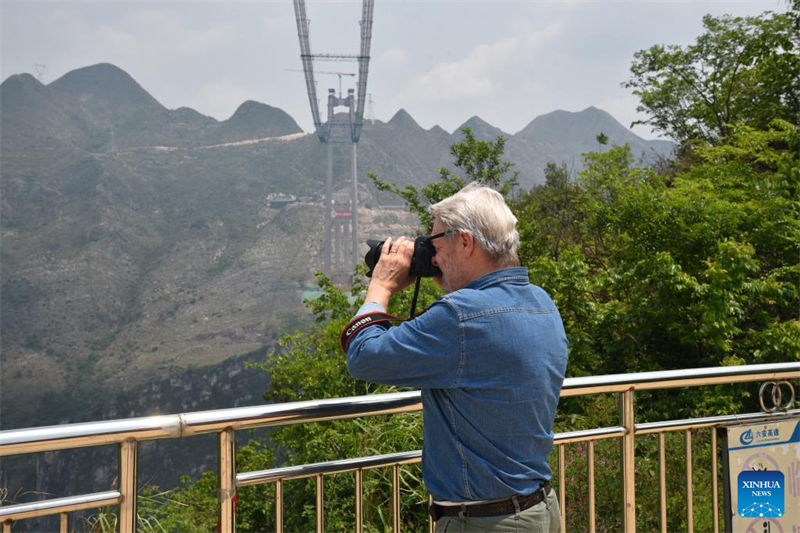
[624,11,800,144]
[518,122,799,425]
[368,127,518,231]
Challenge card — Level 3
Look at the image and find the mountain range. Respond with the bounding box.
[0,63,674,429]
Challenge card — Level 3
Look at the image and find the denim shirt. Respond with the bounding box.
[347,267,568,502]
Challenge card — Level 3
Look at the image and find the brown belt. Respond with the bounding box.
[428,481,552,521]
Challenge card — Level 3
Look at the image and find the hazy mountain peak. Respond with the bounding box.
[49,63,164,111]
[388,108,422,130]
[454,115,508,141]
[218,99,302,140]
[516,106,629,141]
[1,73,44,91]
[429,124,449,136]
[230,100,276,119]
[460,115,491,128]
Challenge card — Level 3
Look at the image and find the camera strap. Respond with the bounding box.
[340,312,402,353]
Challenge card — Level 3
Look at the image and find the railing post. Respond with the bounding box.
[686,429,693,533]
[218,428,236,533]
[315,474,324,533]
[60,512,68,533]
[355,469,363,533]
[275,478,283,533]
[2,520,11,533]
[428,495,434,533]
[118,439,137,533]
[588,440,596,533]
[712,428,719,533]
[558,444,566,533]
[620,389,636,533]
[659,432,667,533]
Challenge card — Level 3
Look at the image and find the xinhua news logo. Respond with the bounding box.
[737,470,784,518]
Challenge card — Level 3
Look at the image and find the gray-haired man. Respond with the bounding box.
[342,184,568,532]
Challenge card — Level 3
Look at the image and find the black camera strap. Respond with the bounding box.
[409,276,423,319]
[340,312,401,353]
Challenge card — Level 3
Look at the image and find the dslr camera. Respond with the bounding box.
[364,235,442,278]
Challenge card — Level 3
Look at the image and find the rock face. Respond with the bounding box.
[0,63,673,432]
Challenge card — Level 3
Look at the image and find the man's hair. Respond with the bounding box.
[429,183,520,266]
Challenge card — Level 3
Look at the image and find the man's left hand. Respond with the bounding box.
[364,236,416,307]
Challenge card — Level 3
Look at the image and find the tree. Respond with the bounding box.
[624,11,799,145]
[595,132,609,151]
[518,120,799,390]
[368,127,518,231]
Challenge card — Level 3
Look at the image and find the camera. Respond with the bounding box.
[364,236,442,278]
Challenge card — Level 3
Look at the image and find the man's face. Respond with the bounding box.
[430,219,464,293]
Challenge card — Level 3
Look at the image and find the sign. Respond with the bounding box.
[725,418,800,533]
[335,210,352,219]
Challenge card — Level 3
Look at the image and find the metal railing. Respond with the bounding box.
[0,362,797,533]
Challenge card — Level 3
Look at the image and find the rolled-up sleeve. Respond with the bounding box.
[346,301,461,389]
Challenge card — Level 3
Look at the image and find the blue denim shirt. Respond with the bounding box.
[347,267,568,502]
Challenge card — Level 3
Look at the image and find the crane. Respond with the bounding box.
[285,69,355,98]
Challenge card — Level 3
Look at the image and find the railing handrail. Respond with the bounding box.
[1,362,797,456]
[0,491,121,521]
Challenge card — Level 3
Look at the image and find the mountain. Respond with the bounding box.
[211,100,302,144]
[49,63,167,131]
[0,73,88,150]
[454,115,508,141]
[510,107,674,178]
[0,64,674,430]
[1,63,303,152]
[358,109,454,186]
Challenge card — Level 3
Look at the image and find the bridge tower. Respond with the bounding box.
[293,0,374,286]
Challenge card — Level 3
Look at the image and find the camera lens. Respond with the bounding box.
[364,239,384,277]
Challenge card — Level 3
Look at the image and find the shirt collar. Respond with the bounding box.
[463,267,530,291]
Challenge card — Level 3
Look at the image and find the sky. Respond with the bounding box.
[1,1,787,140]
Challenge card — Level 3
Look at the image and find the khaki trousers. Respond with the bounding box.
[434,489,561,533]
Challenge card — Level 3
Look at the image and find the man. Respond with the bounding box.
[342,183,568,532]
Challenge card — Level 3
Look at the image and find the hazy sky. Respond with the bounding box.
[1,1,786,140]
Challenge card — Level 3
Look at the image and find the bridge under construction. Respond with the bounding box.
[293,0,375,286]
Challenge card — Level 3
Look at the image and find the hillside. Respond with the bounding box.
[0,63,673,428]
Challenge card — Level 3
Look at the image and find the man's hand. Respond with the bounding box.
[364,236,416,308]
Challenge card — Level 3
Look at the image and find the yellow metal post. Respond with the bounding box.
[275,479,283,533]
[218,428,236,533]
[659,432,667,533]
[392,464,401,533]
[119,439,138,533]
[712,428,719,533]
[355,470,363,533]
[686,429,694,533]
[588,441,596,533]
[620,390,636,533]
[559,444,566,533]
[315,474,324,533]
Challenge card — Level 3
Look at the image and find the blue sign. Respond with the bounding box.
[737,470,785,518]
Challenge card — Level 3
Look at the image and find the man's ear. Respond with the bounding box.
[460,231,475,256]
